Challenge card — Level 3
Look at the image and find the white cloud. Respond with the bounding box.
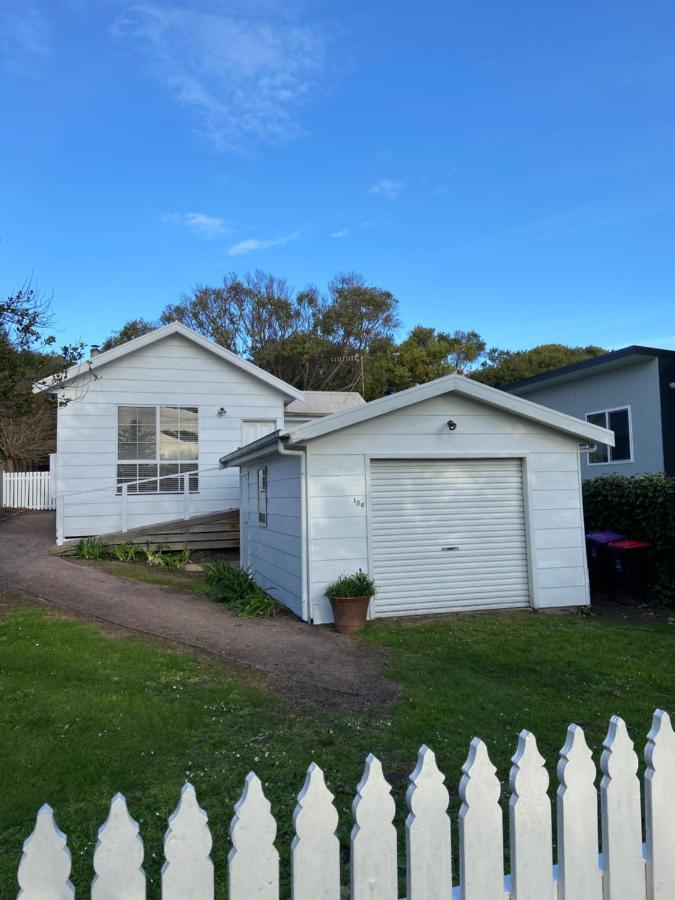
[0,1,50,74]
[112,4,327,150]
[163,212,233,239]
[330,229,349,239]
[368,178,405,200]
[228,231,299,256]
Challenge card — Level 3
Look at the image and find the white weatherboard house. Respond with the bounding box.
[222,376,614,624]
[39,322,312,544]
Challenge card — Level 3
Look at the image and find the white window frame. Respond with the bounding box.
[116,404,199,493]
[257,466,268,526]
[585,405,633,465]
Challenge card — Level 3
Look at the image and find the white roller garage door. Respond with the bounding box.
[369,458,530,616]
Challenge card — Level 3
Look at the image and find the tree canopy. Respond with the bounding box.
[472,343,607,388]
[0,284,84,470]
[99,269,608,401]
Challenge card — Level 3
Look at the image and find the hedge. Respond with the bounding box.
[582,474,675,602]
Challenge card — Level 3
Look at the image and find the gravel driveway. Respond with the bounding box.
[0,512,400,710]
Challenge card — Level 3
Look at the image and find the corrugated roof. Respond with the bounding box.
[285,390,365,417]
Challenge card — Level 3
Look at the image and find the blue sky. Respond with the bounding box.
[2,0,675,352]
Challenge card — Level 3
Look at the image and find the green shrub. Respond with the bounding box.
[202,561,276,617]
[139,547,190,569]
[582,474,675,602]
[325,569,376,599]
[70,537,110,560]
[109,543,142,562]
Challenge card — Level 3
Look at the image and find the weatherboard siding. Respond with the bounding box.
[305,393,589,624]
[56,333,285,539]
[511,358,664,477]
[241,454,303,617]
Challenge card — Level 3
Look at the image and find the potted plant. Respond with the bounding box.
[325,569,376,634]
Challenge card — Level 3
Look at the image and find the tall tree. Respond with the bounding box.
[0,283,84,470]
[472,343,607,388]
[161,270,400,393]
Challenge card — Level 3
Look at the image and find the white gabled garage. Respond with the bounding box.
[221,373,614,625]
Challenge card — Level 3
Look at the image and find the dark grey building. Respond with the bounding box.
[504,347,675,478]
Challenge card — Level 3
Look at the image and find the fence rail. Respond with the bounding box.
[15,709,675,899]
[2,470,54,510]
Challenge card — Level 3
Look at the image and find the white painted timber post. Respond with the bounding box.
[121,483,128,533]
[162,783,214,900]
[92,793,145,899]
[509,730,555,900]
[17,804,75,899]
[229,772,279,899]
[458,737,504,900]
[49,452,57,505]
[557,724,602,900]
[291,762,340,900]
[351,753,398,900]
[183,472,190,520]
[600,716,645,900]
[406,744,452,900]
[645,709,675,899]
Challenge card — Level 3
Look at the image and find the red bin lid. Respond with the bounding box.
[607,540,651,550]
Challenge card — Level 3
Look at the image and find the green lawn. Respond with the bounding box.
[0,605,673,897]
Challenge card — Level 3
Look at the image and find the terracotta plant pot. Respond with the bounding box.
[328,595,371,634]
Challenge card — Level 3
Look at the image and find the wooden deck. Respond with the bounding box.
[56,509,240,553]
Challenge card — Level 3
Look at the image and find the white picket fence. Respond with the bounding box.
[2,471,54,510]
[16,709,675,899]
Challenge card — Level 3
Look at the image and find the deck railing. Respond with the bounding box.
[55,465,224,544]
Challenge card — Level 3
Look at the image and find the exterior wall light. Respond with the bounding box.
[218,407,227,416]
[447,419,457,431]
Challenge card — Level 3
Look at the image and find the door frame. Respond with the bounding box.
[364,452,536,615]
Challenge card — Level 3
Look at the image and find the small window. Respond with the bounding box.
[257,467,268,526]
[585,407,632,464]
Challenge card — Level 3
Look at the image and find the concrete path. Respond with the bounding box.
[0,512,400,710]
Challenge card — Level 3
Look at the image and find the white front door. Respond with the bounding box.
[369,458,530,617]
[241,419,277,447]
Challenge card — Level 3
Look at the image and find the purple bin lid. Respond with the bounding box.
[586,531,627,544]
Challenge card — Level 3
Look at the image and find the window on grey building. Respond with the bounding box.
[585,407,632,464]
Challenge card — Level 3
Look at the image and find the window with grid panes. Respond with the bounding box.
[117,406,199,493]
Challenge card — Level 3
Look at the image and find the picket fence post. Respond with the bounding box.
[600,716,645,900]
[162,783,214,900]
[557,724,603,900]
[509,730,555,900]
[351,753,397,900]
[406,744,452,900]
[92,793,145,899]
[645,709,675,899]
[229,772,279,900]
[291,763,340,900]
[459,737,504,900]
[17,804,74,899]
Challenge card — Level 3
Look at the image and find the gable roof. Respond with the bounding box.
[34,321,303,402]
[504,345,675,394]
[221,371,614,467]
[285,390,366,418]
